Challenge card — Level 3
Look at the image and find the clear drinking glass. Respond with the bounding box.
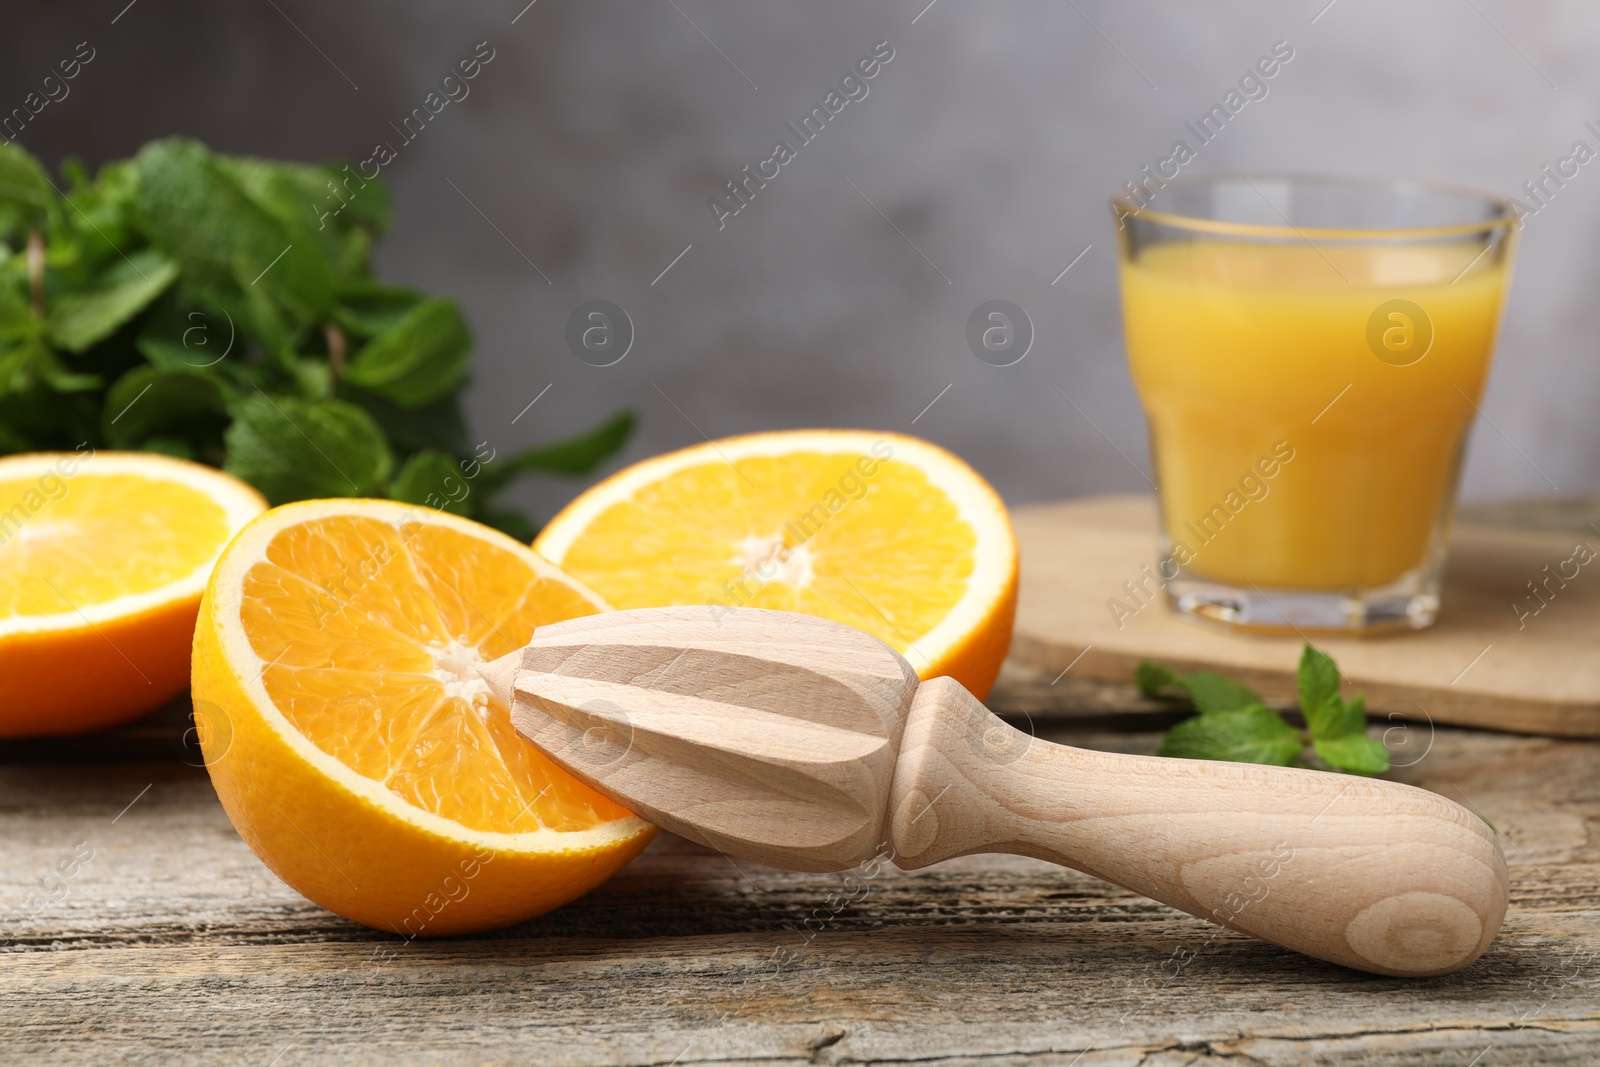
[1112,174,1517,634]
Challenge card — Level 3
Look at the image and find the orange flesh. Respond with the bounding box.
[238,514,633,834]
[0,472,230,617]
[556,453,978,655]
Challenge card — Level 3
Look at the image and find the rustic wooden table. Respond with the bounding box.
[2,502,1598,1066]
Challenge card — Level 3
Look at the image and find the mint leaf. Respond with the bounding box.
[224,392,392,503]
[1134,661,1179,696]
[514,409,634,475]
[389,450,472,516]
[52,159,139,276]
[1296,644,1344,733]
[141,434,194,459]
[28,342,100,393]
[0,143,55,234]
[1296,643,1372,740]
[1297,644,1340,705]
[332,283,425,340]
[1312,732,1390,776]
[0,343,99,446]
[102,365,232,449]
[343,298,470,408]
[218,156,389,277]
[134,138,336,329]
[135,298,266,392]
[1158,706,1304,766]
[137,336,208,370]
[219,155,389,238]
[1143,646,1393,776]
[1134,661,1260,713]
[1182,671,1263,713]
[476,410,635,492]
[337,383,468,456]
[1314,691,1366,740]
[0,276,36,343]
[480,508,537,543]
[48,250,179,352]
[227,274,297,354]
[275,351,333,401]
[0,137,633,528]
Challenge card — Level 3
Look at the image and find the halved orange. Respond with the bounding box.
[0,450,265,736]
[192,499,655,935]
[535,430,1018,698]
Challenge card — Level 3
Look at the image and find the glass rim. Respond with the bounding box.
[1110,172,1517,241]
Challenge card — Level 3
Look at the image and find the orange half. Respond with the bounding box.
[535,430,1018,697]
[192,499,654,935]
[0,450,265,736]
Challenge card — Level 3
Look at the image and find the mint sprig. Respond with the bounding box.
[0,138,631,536]
[1138,645,1390,776]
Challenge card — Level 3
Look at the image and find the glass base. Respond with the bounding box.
[1166,567,1440,637]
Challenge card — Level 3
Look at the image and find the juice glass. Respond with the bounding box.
[1113,175,1517,634]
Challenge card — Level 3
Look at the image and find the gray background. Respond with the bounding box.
[7,1,1596,521]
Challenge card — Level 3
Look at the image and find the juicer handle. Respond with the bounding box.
[886,678,1508,976]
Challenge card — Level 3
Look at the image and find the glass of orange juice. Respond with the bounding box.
[1113,175,1517,634]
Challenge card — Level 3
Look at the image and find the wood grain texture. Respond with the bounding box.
[1,718,1596,1065]
[1010,495,1600,737]
[889,678,1507,976]
[483,606,917,872]
[5,501,1600,1063]
[485,606,1506,975]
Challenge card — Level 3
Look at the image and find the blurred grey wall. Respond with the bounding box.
[7,1,1599,521]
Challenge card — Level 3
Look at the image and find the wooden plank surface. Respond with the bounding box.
[5,496,1600,1065]
[2,691,1597,1065]
[1009,495,1600,737]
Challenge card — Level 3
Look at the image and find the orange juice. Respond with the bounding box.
[1121,240,1511,590]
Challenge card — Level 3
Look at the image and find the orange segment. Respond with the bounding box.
[193,498,654,936]
[401,521,606,659]
[535,430,1018,698]
[262,514,453,647]
[0,451,266,736]
[245,512,634,835]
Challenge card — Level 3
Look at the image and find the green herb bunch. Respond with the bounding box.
[1137,645,1391,775]
[0,136,629,540]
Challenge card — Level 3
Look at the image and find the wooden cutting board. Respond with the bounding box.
[1009,495,1600,737]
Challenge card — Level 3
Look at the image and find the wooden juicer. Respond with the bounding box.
[480,606,1507,976]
